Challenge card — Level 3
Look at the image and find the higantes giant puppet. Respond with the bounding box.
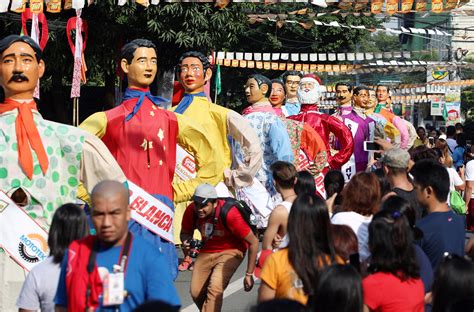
[0,35,126,310]
[80,39,220,279]
[288,74,354,170]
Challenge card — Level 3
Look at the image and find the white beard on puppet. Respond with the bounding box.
[297,86,321,105]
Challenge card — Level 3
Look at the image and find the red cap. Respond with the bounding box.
[303,73,322,85]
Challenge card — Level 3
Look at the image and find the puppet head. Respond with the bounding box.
[245,74,271,105]
[0,35,44,100]
[269,78,286,108]
[335,82,352,106]
[297,74,322,105]
[376,85,390,104]
[282,70,303,100]
[176,51,212,93]
[120,39,157,89]
[352,86,371,109]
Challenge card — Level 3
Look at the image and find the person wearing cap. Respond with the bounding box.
[381,148,424,220]
[288,74,354,170]
[180,183,259,312]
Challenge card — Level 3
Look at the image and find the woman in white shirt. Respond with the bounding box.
[16,204,88,312]
[432,147,465,203]
[331,172,381,262]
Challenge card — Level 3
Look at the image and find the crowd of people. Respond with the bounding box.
[0,33,473,312]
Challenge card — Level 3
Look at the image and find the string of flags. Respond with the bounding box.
[252,17,453,37]
[215,50,473,74]
[216,50,417,63]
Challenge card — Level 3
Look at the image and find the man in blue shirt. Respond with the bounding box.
[411,160,465,269]
[55,181,180,311]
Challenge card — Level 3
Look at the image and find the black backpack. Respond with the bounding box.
[219,198,258,236]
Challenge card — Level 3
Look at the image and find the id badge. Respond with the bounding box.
[103,272,125,306]
[204,223,214,238]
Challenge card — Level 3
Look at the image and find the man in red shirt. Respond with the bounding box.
[181,184,259,312]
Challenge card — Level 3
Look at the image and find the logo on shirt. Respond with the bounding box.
[18,233,48,263]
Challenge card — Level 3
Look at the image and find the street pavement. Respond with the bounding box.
[174,248,259,312]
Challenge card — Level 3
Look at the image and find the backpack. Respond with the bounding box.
[450,191,466,215]
[219,198,258,236]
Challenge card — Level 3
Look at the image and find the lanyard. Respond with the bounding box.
[85,232,132,311]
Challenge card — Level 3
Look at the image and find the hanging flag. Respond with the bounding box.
[72,0,85,9]
[67,10,88,98]
[136,0,149,7]
[46,0,61,13]
[386,0,399,15]
[415,0,427,11]
[64,0,73,10]
[30,0,43,13]
[401,0,414,12]
[445,0,457,10]
[11,0,26,12]
[354,0,368,11]
[338,0,353,10]
[371,0,383,13]
[0,1,9,13]
[431,0,443,12]
[442,103,448,120]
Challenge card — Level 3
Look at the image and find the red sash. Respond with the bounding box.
[65,236,103,311]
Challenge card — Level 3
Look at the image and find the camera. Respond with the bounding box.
[189,239,204,258]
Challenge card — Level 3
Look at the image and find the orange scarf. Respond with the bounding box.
[0,98,49,179]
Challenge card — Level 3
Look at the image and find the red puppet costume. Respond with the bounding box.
[288,75,354,170]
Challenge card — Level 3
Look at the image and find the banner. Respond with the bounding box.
[0,192,49,272]
[386,0,399,15]
[430,96,445,116]
[175,145,196,181]
[444,102,461,125]
[128,181,174,242]
[444,87,462,125]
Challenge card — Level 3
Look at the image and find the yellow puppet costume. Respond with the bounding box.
[171,94,263,242]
